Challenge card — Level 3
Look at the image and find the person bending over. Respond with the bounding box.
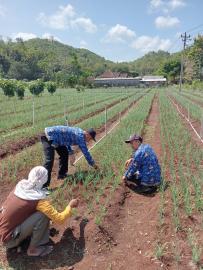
[41,126,98,187]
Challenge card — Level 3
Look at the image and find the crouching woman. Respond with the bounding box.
[0,166,79,257]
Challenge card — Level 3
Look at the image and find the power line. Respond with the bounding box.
[168,37,181,53]
[186,23,203,34]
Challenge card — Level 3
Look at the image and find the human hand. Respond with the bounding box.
[69,154,76,166]
[93,164,99,170]
[125,158,132,170]
[69,199,79,208]
[122,176,127,186]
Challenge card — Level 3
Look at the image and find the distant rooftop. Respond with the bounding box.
[141,76,166,82]
[96,72,166,82]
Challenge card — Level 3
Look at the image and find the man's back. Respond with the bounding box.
[133,144,161,186]
[45,126,84,147]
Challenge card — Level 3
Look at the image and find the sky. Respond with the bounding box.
[0,0,202,62]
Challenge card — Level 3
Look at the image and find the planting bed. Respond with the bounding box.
[0,88,202,270]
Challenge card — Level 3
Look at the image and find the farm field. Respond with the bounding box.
[0,87,203,270]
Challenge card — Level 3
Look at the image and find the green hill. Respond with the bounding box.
[0,38,114,81]
[0,35,202,84]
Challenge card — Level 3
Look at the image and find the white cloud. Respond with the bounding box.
[38,4,75,29]
[155,16,180,28]
[12,32,37,41]
[10,32,62,42]
[42,33,62,42]
[80,40,88,49]
[150,0,186,12]
[105,24,136,43]
[131,35,172,53]
[71,17,97,33]
[168,0,186,9]
[150,0,164,9]
[37,4,97,33]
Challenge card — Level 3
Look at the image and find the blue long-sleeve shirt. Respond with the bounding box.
[124,144,161,186]
[45,126,95,166]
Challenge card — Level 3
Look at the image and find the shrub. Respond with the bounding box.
[15,81,26,99]
[76,85,85,92]
[29,80,45,96]
[46,82,57,95]
[0,79,15,97]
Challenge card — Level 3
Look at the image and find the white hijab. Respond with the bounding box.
[14,166,48,200]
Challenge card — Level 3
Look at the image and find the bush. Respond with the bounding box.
[0,79,15,97]
[192,80,203,91]
[46,82,57,95]
[76,85,85,92]
[15,81,26,99]
[29,80,45,96]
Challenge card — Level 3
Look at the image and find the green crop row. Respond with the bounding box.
[157,91,203,266]
[0,89,150,182]
[0,90,132,133]
[0,91,145,147]
[170,91,203,122]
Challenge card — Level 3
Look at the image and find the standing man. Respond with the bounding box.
[122,134,161,194]
[41,126,98,187]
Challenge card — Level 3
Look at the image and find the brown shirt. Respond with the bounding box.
[0,191,39,243]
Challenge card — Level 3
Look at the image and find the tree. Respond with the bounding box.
[70,52,82,77]
[0,55,10,74]
[187,35,203,81]
[0,79,15,97]
[158,60,181,83]
[29,80,44,96]
[46,82,57,94]
[67,75,77,88]
[15,81,25,99]
[7,62,32,80]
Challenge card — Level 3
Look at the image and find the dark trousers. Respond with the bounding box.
[41,136,69,187]
[126,175,158,194]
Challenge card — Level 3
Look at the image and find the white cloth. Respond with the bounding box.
[14,166,48,200]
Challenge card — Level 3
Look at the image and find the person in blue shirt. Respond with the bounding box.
[122,134,161,194]
[41,126,98,187]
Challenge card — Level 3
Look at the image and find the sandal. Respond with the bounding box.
[27,245,53,257]
[40,245,53,257]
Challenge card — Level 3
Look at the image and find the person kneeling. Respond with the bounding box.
[0,166,79,257]
[122,134,161,194]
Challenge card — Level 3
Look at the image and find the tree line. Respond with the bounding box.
[0,35,202,89]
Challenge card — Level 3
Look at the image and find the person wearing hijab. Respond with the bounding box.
[0,166,79,257]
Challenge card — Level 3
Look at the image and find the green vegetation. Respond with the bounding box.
[157,90,203,265]
[0,35,202,86]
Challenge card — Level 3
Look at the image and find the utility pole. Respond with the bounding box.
[179,32,191,91]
